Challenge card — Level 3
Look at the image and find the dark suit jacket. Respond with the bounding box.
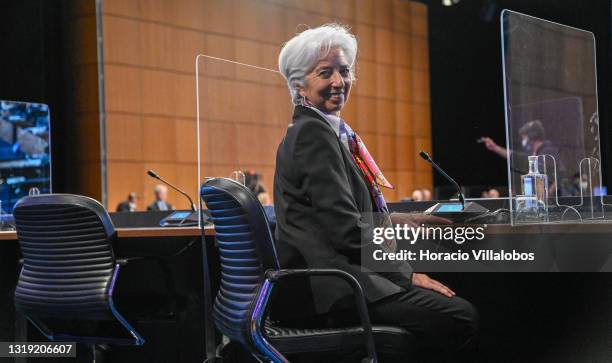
[116,201,132,212]
[146,201,174,211]
[273,105,413,316]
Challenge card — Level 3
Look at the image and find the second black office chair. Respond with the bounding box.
[13,194,144,361]
[201,178,416,363]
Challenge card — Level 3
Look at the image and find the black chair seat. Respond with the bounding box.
[265,321,416,355]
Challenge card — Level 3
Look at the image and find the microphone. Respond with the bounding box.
[418,151,465,210]
[147,169,197,212]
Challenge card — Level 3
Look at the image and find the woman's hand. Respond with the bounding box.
[412,273,456,297]
[390,213,452,228]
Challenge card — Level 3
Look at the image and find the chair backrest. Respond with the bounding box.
[13,194,117,321]
[201,178,280,346]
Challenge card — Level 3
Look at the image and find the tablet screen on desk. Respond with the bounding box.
[167,211,191,220]
[437,204,463,212]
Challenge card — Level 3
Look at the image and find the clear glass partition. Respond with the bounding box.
[195,54,292,225]
[501,10,608,225]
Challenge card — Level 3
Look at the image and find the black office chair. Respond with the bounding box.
[201,178,415,362]
[13,194,144,359]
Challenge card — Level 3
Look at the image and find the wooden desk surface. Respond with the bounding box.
[2,222,612,241]
[0,226,215,241]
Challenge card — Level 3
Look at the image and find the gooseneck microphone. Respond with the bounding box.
[147,169,197,212]
[418,151,465,210]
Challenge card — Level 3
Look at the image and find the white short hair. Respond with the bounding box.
[278,24,357,105]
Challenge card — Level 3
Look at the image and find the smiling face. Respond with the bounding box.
[299,47,353,116]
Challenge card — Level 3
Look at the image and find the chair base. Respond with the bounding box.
[91,343,109,363]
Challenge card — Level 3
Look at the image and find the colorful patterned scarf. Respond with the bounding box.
[339,121,393,214]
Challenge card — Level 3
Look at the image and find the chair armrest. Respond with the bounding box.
[264,269,377,363]
[115,257,146,266]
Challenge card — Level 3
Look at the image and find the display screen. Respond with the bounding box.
[437,204,463,212]
[594,186,607,196]
[167,211,191,219]
[0,101,51,213]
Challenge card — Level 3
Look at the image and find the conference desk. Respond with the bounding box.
[2,222,611,273]
[1,222,612,361]
[0,221,610,239]
[398,222,612,272]
[0,226,212,240]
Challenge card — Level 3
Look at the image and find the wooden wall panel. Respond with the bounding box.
[410,1,428,36]
[105,65,142,113]
[412,70,430,104]
[73,64,101,113]
[101,0,432,210]
[77,163,103,201]
[396,136,416,171]
[413,104,431,137]
[356,96,377,133]
[395,101,413,136]
[63,2,102,201]
[376,99,396,135]
[103,17,140,65]
[71,114,102,164]
[105,114,143,161]
[354,24,375,61]
[395,67,413,102]
[71,16,99,65]
[107,161,146,211]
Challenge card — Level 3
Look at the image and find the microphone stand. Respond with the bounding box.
[419,151,466,210]
[147,170,197,212]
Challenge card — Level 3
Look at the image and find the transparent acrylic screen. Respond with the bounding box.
[501,10,609,224]
[196,54,292,226]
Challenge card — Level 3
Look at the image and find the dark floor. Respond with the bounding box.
[2,273,612,362]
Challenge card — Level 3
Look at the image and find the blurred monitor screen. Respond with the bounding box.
[0,100,51,213]
[593,186,607,196]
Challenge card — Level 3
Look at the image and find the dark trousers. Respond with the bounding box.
[367,287,479,362]
[279,284,479,362]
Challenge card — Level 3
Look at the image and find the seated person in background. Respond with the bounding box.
[482,120,550,158]
[116,192,138,212]
[245,171,276,228]
[411,189,424,201]
[481,120,562,172]
[146,184,174,211]
[258,192,276,231]
[421,188,433,201]
[245,170,267,196]
[257,192,272,206]
[481,188,500,199]
[274,24,478,360]
[481,120,570,195]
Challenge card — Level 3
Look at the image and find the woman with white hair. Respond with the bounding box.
[273,24,478,360]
